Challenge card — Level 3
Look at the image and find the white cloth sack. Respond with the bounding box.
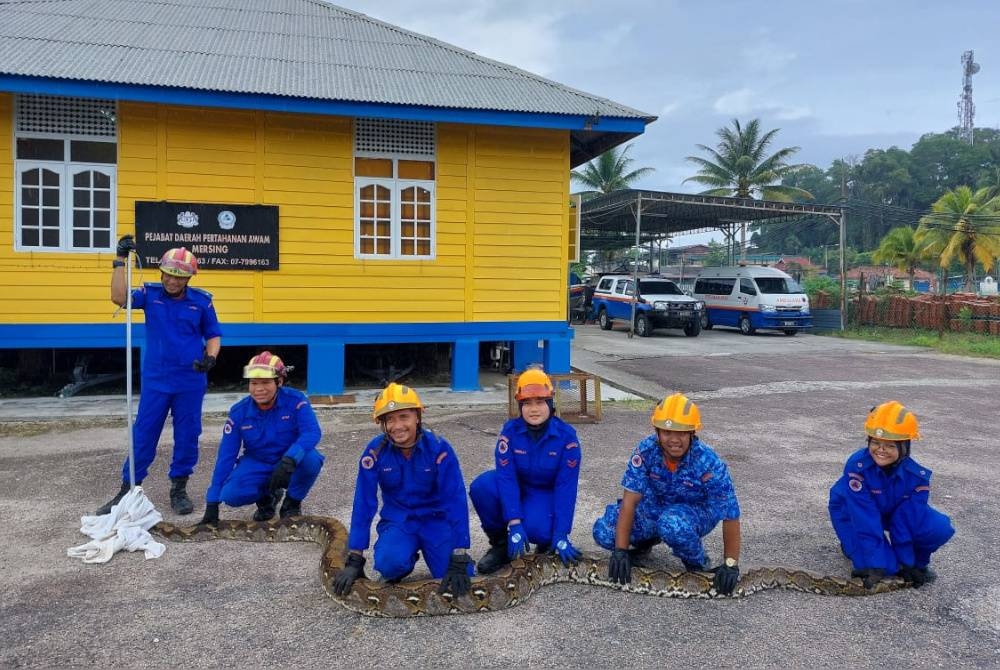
[68,486,166,564]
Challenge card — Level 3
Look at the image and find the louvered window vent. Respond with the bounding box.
[16,94,117,138]
[355,118,434,157]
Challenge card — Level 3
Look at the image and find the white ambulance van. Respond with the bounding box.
[692,266,811,336]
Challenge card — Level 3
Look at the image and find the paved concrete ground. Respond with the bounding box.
[2,329,999,668]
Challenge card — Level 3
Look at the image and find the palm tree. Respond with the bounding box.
[570,143,654,196]
[872,226,929,288]
[684,118,813,201]
[916,185,1000,292]
[684,118,813,260]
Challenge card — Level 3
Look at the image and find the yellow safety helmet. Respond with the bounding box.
[864,401,920,441]
[515,368,554,400]
[651,393,702,432]
[373,383,424,422]
[160,247,198,277]
[243,351,287,379]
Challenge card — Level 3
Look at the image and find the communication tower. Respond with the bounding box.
[957,50,980,144]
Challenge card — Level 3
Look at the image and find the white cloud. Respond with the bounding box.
[713,88,812,122]
[741,41,797,73]
[659,101,681,116]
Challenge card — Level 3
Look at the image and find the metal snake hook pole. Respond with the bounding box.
[125,249,137,492]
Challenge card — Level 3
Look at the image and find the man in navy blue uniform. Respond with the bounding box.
[469,368,583,574]
[332,384,472,597]
[198,352,324,525]
[829,401,954,589]
[593,393,743,595]
[96,238,221,515]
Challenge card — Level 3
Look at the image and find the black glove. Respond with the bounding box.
[608,548,632,584]
[199,502,220,527]
[852,567,886,589]
[711,563,740,596]
[332,553,366,596]
[897,564,931,588]
[192,353,217,372]
[438,553,472,596]
[116,234,136,258]
[268,456,296,494]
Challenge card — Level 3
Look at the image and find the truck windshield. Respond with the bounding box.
[639,280,684,295]
[755,277,803,294]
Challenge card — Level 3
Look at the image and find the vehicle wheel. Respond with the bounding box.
[635,313,651,337]
[701,313,713,330]
[599,308,613,330]
[684,319,701,337]
[783,329,797,336]
[739,314,756,336]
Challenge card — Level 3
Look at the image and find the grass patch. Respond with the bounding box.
[821,327,1000,358]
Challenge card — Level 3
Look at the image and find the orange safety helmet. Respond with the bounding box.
[651,393,702,432]
[864,401,920,441]
[514,368,554,401]
[160,247,198,277]
[243,351,288,380]
[373,383,424,422]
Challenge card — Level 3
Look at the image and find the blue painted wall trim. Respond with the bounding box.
[0,75,649,134]
[0,321,574,394]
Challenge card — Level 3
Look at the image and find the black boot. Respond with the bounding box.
[253,492,277,522]
[477,529,510,575]
[279,495,302,519]
[169,477,194,515]
[95,480,134,515]
[629,538,660,561]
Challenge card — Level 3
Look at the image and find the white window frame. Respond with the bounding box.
[14,134,117,253]
[353,148,436,260]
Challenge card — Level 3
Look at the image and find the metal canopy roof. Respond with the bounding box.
[579,190,844,250]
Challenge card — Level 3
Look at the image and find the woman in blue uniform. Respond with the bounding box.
[829,401,954,588]
[468,368,583,574]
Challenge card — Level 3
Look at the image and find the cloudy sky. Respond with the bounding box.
[338,0,1000,242]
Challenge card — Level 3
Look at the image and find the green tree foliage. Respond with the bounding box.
[703,241,728,266]
[684,118,814,201]
[916,186,1000,292]
[872,226,929,286]
[570,143,654,196]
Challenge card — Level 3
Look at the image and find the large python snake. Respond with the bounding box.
[151,515,910,618]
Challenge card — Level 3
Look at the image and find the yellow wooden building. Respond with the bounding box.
[0,0,653,393]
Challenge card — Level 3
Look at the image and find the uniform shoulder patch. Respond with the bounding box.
[567,459,579,469]
[436,451,448,465]
[565,441,579,451]
[295,400,308,410]
[848,478,863,492]
[498,440,509,455]
[914,485,930,492]
[701,472,714,482]
[361,455,375,470]
[223,419,233,434]
[630,453,643,468]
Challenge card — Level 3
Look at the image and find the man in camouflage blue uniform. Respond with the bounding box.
[829,401,954,589]
[593,393,743,595]
[199,352,324,524]
[331,384,472,598]
[96,239,221,516]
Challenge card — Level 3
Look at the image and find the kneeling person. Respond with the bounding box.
[332,384,472,598]
[200,352,324,525]
[829,401,954,589]
[593,393,743,595]
[469,368,583,574]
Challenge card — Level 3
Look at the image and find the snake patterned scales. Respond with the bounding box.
[151,516,910,618]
